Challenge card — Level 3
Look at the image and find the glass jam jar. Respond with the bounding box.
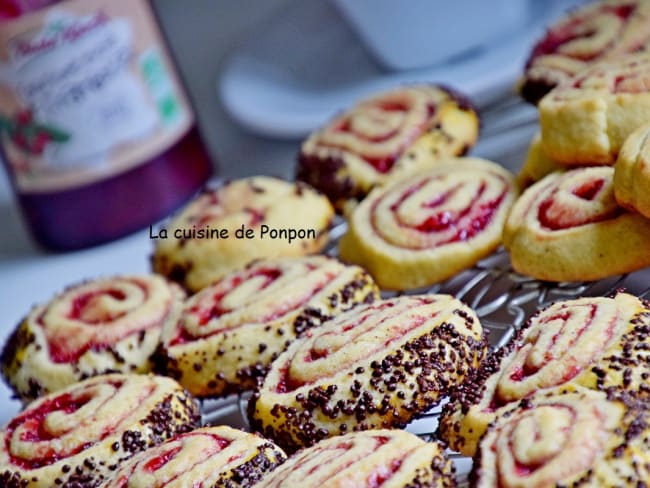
[0,0,213,250]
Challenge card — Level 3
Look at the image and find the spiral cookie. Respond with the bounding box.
[439,292,650,456]
[152,176,334,292]
[154,256,380,398]
[503,166,650,282]
[539,52,650,165]
[521,0,650,104]
[255,429,454,488]
[297,85,479,211]
[339,158,517,290]
[100,426,286,488]
[614,121,650,217]
[516,134,567,188]
[0,374,200,488]
[470,388,650,487]
[249,294,486,453]
[1,275,185,403]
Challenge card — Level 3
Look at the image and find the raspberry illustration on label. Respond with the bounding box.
[1,109,69,159]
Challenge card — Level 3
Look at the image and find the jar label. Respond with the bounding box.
[0,0,194,192]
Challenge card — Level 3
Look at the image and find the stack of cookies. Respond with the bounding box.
[506,0,650,282]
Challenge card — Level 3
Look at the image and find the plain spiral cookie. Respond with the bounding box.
[100,426,286,488]
[339,157,517,290]
[614,121,650,217]
[439,292,650,456]
[503,166,650,282]
[1,275,184,402]
[249,294,486,453]
[297,84,479,210]
[255,429,454,488]
[152,176,334,292]
[154,256,380,397]
[521,0,650,104]
[539,52,650,165]
[470,388,650,487]
[0,374,200,488]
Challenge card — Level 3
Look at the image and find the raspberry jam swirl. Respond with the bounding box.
[0,374,199,487]
[168,257,342,346]
[35,276,180,364]
[564,51,650,95]
[537,170,617,230]
[472,390,622,488]
[0,275,184,402]
[102,426,286,488]
[255,430,453,488]
[274,295,444,392]
[522,0,650,102]
[339,157,517,290]
[301,86,445,174]
[493,297,621,404]
[367,163,512,249]
[507,167,620,233]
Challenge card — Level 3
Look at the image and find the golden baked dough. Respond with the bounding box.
[1,275,185,403]
[152,176,334,292]
[154,256,380,397]
[297,85,479,211]
[100,426,286,488]
[521,0,650,104]
[0,374,200,488]
[255,429,454,488]
[614,121,650,217]
[516,133,567,188]
[539,52,650,165]
[339,157,517,290]
[439,292,650,456]
[249,294,486,453]
[503,166,650,281]
[471,387,650,487]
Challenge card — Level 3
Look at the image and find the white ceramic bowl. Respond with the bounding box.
[332,0,530,71]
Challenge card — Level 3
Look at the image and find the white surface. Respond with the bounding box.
[219,0,585,139]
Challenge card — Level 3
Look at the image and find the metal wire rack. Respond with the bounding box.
[197,96,650,486]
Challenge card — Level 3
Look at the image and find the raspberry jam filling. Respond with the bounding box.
[124,434,231,488]
[538,178,619,230]
[328,102,436,174]
[367,458,403,488]
[379,178,507,247]
[276,299,433,393]
[528,3,636,65]
[68,289,128,323]
[144,445,183,473]
[497,405,579,485]
[45,282,153,363]
[572,178,604,200]
[6,391,94,469]
[171,269,331,346]
[275,365,292,394]
[489,304,612,410]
